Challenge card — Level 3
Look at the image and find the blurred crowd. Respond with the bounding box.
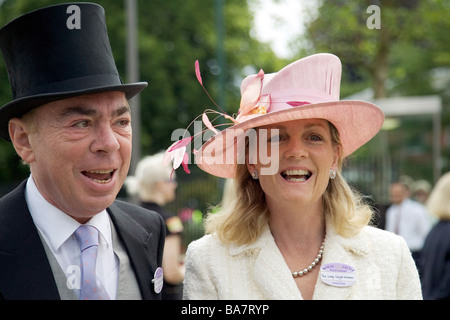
[350,173,450,300]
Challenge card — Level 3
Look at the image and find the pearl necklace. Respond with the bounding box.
[292,240,325,278]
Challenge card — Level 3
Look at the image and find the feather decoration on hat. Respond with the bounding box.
[164,60,238,175]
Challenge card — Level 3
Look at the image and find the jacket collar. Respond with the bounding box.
[107,202,157,299]
[227,215,372,299]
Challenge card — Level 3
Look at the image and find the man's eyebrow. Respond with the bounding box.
[58,106,97,118]
[112,105,131,117]
[58,105,131,118]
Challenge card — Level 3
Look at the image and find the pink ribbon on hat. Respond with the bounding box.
[235,87,337,123]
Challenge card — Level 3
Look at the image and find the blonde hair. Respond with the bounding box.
[205,122,373,246]
[426,172,450,220]
[125,152,174,202]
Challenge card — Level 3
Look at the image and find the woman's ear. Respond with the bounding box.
[331,144,341,171]
[9,118,36,164]
[246,162,256,176]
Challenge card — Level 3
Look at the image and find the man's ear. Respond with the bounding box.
[8,118,35,164]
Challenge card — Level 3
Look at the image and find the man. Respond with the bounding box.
[0,3,165,300]
[385,181,431,265]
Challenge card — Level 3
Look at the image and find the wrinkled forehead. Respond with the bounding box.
[33,91,129,117]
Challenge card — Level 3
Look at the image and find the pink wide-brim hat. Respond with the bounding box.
[195,53,385,178]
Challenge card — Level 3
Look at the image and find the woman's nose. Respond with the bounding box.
[284,139,308,160]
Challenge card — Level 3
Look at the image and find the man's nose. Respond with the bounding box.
[90,124,120,154]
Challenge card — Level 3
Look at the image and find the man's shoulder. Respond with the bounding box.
[109,199,165,228]
[0,181,28,228]
[0,181,27,206]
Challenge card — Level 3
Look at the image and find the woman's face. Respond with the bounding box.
[247,119,340,209]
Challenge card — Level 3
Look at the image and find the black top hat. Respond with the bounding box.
[0,2,147,141]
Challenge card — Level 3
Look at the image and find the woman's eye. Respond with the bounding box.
[308,134,323,142]
[268,135,283,143]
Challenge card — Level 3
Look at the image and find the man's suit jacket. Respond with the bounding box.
[183,217,423,300]
[0,180,165,300]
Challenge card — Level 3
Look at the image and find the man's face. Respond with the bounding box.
[390,183,408,205]
[11,91,132,222]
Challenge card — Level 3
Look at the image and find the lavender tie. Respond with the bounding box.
[75,225,110,300]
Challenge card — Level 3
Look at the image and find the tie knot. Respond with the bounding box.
[75,225,99,252]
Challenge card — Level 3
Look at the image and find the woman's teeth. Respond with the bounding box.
[281,169,312,182]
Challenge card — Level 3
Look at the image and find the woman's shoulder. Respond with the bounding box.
[186,233,228,255]
[184,233,237,277]
[362,224,397,237]
[361,224,402,241]
[360,225,409,253]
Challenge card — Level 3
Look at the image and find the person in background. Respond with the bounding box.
[412,179,432,205]
[419,172,450,300]
[385,181,431,265]
[126,152,185,299]
[167,53,422,299]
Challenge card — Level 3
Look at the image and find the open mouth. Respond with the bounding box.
[82,169,115,184]
[281,169,312,182]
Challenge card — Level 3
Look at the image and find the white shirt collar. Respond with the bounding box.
[25,175,113,253]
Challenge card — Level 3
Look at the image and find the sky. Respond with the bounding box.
[249,0,319,58]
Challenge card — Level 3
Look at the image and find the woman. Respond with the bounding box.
[420,172,450,300]
[167,54,422,299]
[125,153,185,299]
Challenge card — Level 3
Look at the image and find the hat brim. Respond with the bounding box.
[195,100,384,178]
[0,82,147,141]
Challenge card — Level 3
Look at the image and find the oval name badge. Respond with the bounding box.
[152,267,164,294]
[320,263,356,287]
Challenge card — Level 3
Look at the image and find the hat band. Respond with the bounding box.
[268,88,336,112]
[14,74,122,99]
[236,88,337,123]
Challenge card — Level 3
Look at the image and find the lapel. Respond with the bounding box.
[229,218,371,300]
[229,226,302,299]
[0,181,60,300]
[107,201,163,300]
[312,219,371,300]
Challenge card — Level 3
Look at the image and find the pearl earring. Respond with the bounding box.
[251,170,259,180]
[329,169,336,179]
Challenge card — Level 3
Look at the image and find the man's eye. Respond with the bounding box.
[117,119,130,127]
[74,120,89,128]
